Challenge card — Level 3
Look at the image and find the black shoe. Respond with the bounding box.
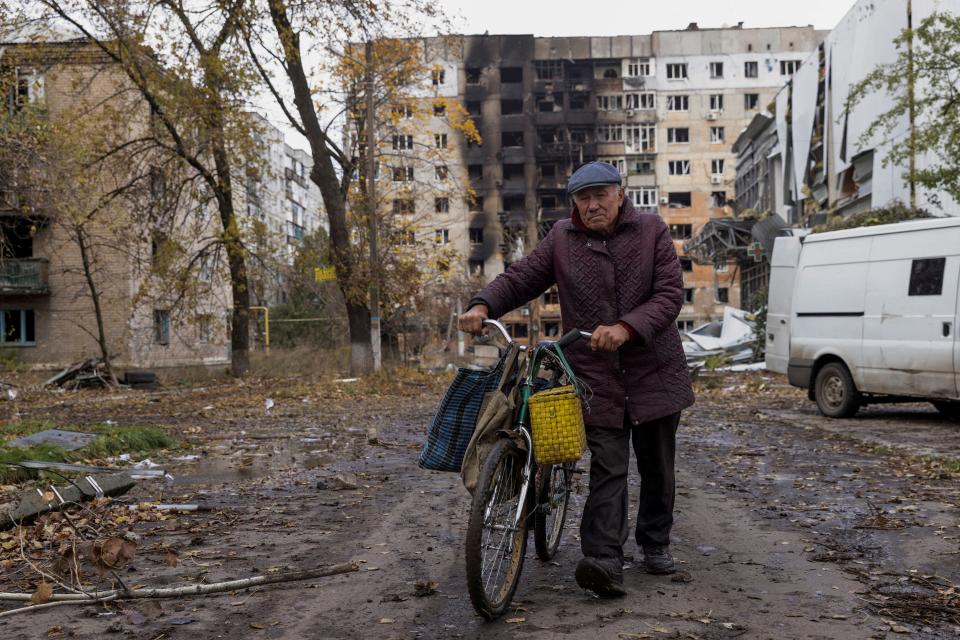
[643,545,676,574]
[575,557,627,598]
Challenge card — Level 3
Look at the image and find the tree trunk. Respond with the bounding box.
[75,226,117,386]
[268,0,372,376]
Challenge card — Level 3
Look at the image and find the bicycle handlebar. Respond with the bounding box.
[557,328,593,349]
[481,318,512,344]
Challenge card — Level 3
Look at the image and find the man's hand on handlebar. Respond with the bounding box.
[458,304,489,335]
[589,324,630,352]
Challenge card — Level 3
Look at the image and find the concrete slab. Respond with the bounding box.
[6,429,98,451]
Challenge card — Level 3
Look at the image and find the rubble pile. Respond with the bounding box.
[683,306,761,370]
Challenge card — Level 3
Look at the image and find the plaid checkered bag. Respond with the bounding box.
[417,354,509,472]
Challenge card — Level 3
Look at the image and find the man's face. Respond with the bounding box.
[572,185,624,235]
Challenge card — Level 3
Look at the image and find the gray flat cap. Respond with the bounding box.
[567,161,621,195]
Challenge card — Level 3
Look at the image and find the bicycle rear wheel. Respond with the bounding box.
[465,437,529,619]
[533,462,572,560]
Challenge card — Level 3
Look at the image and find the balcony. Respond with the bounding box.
[284,167,307,188]
[0,259,50,295]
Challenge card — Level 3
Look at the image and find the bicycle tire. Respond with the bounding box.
[533,462,571,560]
[465,437,529,620]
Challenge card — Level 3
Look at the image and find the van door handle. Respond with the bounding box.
[944,322,952,337]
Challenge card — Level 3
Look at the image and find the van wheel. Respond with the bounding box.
[931,401,960,421]
[814,362,861,418]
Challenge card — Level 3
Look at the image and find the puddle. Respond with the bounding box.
[167,437,340,486]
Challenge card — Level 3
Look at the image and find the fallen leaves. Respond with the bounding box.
[413,580,438,597]
[30,581,53,604]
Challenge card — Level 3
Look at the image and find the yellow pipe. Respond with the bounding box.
[249,306,270,354]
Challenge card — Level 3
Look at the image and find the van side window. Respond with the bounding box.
[908,258,946,296]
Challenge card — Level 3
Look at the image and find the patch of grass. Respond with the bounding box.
[0,424,177,484]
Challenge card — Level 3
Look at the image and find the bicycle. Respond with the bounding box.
[464,319,591,619]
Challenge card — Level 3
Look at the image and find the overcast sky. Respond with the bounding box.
[440,0,854,36]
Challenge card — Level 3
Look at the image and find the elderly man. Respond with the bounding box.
[458,161,695,598]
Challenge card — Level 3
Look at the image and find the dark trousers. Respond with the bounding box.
[580,411,680,563]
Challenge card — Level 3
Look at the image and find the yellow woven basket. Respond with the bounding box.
[529,385,587,465]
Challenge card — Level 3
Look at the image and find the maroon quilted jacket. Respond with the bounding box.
[472,199,695,428]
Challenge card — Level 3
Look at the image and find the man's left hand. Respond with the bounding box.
[590,324,630,352]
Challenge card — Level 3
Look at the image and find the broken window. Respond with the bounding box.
[711,159,725,175]
[628,188,658,208]
[434,133,447,149]
[468,164,483,180]
[666,63,688,80]
[469,228,484,244]
[466,68,481,84]
[716,288,729,303]
[501,131,524,147]
[503,195,525,211]
[709,61,724,78]
[625,92,655,110]
[435,165,448,180]
[670,224,693,239]
[392,199,415,214]
[597,94,622,111]
[744,93,759,110]
[678,257,693,272]
[0,309,35,345]
[601,67,619,79]
[501,99,523,115]
[602,158,625,174]
[435,197,449,213]
[391,104,413,119]
[569,129,589,143]
[469,259,485,276]
[626,125,655,152]
[632,157,655,175]
[710,126,725,143]
[540,164,556,178]
[667,127,689,144]
[627,60,651,77]
[677,319,695,332]
[543,288,560,305]
[668,192,692,207]
[154,309,170,345]
[534,60,563,80]
[392,134,413,150]
[431,68,445,85]
[468,195,483,211]
[538,128,559,144]
[537,95,559,112]
[780,60,801,76]
[683,288,695,303]
[392,166,414,182]
[668,160,690,176]
[502,163,524,180]
[909,258,945,296]
[500,67,523,83]
[568,92,588,110]
[666,95,689,111]
[744,61,758,78]
[709,94,724,112]
[712,191,727,208]
[597,125,623,142]
[539,194,558,209]
[433,102,446,116]
[466,100,481,116]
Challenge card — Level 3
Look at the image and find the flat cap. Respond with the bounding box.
[567,161,621,195]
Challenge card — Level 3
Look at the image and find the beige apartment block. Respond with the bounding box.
[0,38,231,372]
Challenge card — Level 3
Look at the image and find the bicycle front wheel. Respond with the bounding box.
[533,462,572,560]
[465,437,529,619]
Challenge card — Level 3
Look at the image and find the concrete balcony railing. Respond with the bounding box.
[0,258,50,294]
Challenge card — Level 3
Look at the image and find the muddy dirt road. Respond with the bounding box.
[0,373,958,639]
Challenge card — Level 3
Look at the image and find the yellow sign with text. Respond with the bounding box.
[314,266,337,282]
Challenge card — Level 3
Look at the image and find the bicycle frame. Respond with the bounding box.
[480,319,590,531]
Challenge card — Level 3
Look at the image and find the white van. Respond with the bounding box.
[766,217,960,418]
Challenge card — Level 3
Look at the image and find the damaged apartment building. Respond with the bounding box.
[386,24,823,341]
[0,32,232,372]
[734,0,959,226]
